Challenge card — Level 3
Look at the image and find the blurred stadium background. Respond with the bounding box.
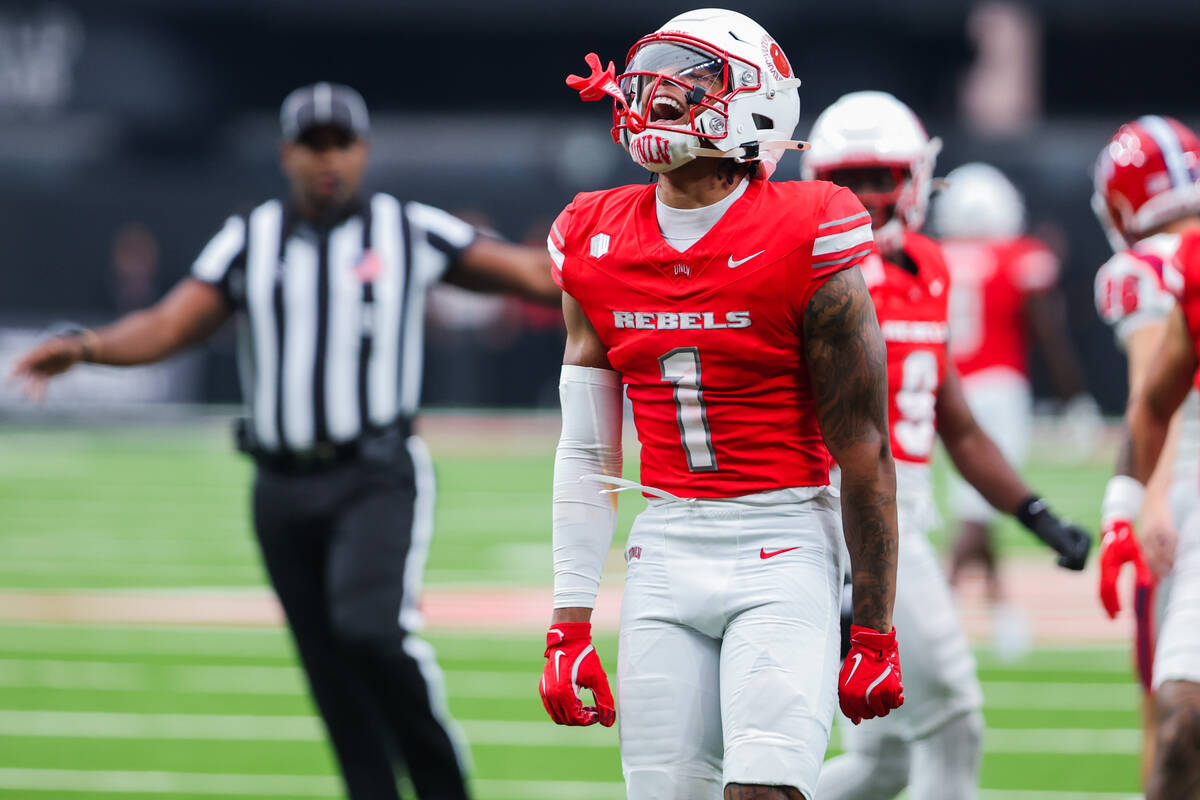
[2,0,1198,797]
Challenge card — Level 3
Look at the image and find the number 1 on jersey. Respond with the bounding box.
[658,347,718,472]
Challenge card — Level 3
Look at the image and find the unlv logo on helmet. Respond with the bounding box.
[762,37,791,80]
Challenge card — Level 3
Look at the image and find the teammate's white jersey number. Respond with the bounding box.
[659,347,718,472]
[894,350,938,459]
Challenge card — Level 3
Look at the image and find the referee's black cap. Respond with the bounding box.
[280,82,370,141]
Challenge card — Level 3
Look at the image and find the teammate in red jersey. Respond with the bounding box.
[801,91,1091,800]
[1093,116,1200,796]
[537,10,903,800]
[1106,227,1200,800]
[930,163,1096,657]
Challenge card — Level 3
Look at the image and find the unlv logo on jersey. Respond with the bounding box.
[631,134,673,167]
[590,233,610,259]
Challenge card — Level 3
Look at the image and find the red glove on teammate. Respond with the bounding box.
[539,622,615,727]
[1099,519,1156,619]
[839,624,905,725]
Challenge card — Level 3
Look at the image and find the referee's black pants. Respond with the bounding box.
[252,435,470,800]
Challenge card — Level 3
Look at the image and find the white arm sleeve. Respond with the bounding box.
[553,365,623,609]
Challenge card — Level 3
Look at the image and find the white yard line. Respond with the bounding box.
[978,728,1141,754]
[0,710,618,748]
[0,767,340,796]
[0,768,631,799]
[0,769,1135,800]
[977,793,1140,800]
[0,710,1140,755]
[0,659,1138,710]
[981,681,1139,710]
[0,624,292,659]
[474,779,626,800]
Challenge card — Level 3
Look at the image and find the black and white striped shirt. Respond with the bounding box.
[192,193,476,453]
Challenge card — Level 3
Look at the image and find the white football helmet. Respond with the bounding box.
[802,91,941,252]
[569,8,804,176]
[932,162,1026,239]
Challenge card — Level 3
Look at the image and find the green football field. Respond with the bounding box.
[0,420,1143,799]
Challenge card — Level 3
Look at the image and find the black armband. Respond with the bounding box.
[1015,494,1093,571]
[1015,495,1049,532]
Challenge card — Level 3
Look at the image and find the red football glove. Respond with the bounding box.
[1099,519,1156,619]
[539,622,615,727]
[839,625,905,725]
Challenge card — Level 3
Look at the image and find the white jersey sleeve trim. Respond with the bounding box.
[547,235,566,269]
[812,222,873,257]
[192,215,246,284]
[404,199,479,286]
[553,365,623,609]
[406,200,477,250]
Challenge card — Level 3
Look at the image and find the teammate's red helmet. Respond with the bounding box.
[1092,116,1200,251]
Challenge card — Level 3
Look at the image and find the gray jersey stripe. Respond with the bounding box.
[818,210,871,229]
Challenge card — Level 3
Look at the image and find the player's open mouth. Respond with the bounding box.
[649,92,687,124]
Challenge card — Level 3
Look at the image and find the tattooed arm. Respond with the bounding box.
[803,266,898,633]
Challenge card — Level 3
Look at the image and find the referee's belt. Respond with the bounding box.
[236,417,413,473]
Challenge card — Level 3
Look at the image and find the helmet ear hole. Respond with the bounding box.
[752,113,773,130]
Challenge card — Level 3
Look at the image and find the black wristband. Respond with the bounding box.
[1015,495,1048,532]
[61,327,97,362]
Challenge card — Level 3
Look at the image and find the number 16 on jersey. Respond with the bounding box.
[659,347,718,472]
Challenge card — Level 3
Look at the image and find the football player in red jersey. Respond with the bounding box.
[1093,116,1200,794]
[802,91,1091,800]
[931,163,1097,659]
[1105,227,1200,800]
[537,9,903,800]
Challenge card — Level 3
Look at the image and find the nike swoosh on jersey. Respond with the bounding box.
[760,546,800,559]
[845,652,863,683]
[728,250,766,268]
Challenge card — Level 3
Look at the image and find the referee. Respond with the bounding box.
[11,83,560,800]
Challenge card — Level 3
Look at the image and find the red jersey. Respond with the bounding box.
[861,232,951,465]
[1170,230,1200,361]
[548,177,873,498]
[941,236,1058,379]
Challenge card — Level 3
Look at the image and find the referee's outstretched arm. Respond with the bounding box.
[10,278,229,402]
[446,235,562,305]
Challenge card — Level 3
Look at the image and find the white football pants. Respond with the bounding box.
[617,485,845,800]
[1153,506,1200,690]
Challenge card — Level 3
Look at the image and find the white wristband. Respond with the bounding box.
[1101,475,1146,526]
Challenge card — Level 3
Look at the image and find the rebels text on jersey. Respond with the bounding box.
[548,178,873,498]
[861,232,951,465]
[942,236,1058,378]
[1095,233,1181,349]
